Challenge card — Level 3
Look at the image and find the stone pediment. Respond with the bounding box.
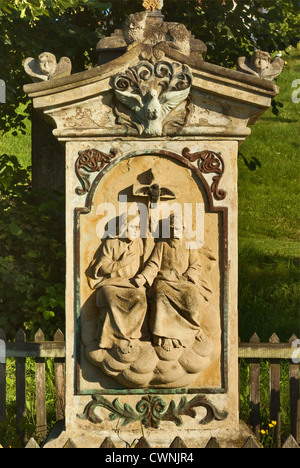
[24,42,278,141]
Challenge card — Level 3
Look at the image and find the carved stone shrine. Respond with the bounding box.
[24,2,283,448]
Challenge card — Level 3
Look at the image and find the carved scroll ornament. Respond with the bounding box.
[75,148,117,195]
[182,148,226,201]
[113,60,193,137]
[78,394,228,429]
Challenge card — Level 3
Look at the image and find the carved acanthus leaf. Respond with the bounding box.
[78,394,228,428]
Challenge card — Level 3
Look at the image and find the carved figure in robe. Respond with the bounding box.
[134,215,213,351]
[89,215,147,355]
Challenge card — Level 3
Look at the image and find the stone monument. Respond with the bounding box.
[24,1,283,448]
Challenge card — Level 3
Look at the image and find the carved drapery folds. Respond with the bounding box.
[112,58,193,137]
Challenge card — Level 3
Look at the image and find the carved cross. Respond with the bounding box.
[133,169,176,206]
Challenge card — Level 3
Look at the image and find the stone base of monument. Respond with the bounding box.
[43,419,257,449]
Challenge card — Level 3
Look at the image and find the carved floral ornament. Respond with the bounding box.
[78,394,228,429]
[74,148,226,201]
[112,57,193,137]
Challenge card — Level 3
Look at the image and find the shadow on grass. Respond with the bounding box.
[238,243,300,342]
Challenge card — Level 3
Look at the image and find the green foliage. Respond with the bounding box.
[0,0,299,133]
[0,154,65,339]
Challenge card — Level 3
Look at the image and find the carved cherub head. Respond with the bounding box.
[237,49,284,81]
[122,11,148,45]
[251,50,271,74]
[38,52,57,77]
[24,52,72,83]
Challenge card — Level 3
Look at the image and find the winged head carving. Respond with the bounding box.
[113,60,193,136]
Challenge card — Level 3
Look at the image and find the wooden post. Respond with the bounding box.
[35,329,47,441]
[15,329,27,446]
[289,335,300,443]
[269,333,281,447]
[54,329,65,421]
[0,329,6,423]
[249,333,260,440]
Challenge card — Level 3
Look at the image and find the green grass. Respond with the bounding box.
[238,47,300,342]
[0,103,31,168]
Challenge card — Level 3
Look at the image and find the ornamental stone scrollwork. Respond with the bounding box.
[75,148,118,195]
[237,50,284,81]
[78,394,228,428]
[24,52,72,83]
[182,148,226,201]
[112,60,193,137]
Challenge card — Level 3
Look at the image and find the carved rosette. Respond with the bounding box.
[182,148,226,201]
[75,148,117,195]
[78,394,228,428]
[112,59,193,136]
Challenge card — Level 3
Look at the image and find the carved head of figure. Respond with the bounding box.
[122,11,148,45]
[38,52,57,77]
[251,50,271,74]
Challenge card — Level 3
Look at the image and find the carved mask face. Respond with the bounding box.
[38,53,57,76]
[252,52,270,73]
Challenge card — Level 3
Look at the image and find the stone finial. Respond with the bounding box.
[24,52,72,83]
[143,0,164,11]
[237,50,284,81]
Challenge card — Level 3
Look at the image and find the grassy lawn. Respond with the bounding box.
[238,47,300,341]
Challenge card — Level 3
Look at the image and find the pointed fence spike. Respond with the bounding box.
[100,437,116,448]
[25,438,40,448]
[35,329,45,342]
[205,437,221,448]
[54,329,65,341]
[242,435,261,448]
[169,436,187,448]
[15,328,26,342]
[289,334,298,343]
[63,438,77,448]
[269,332,280,343]
[282,435,300,449]
[250,333,260,343]
[135,437,151,448]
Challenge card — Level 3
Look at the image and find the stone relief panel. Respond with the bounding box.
[78,154,224,391]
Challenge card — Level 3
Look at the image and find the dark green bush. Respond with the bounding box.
[0,154,65,339]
